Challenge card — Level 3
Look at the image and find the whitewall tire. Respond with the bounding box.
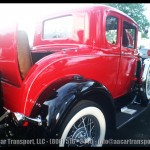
[59,101,106,147]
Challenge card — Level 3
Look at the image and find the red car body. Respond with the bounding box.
[0,4,149,147]
[0,5,138,114]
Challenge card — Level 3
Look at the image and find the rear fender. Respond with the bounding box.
[30,76,115,132]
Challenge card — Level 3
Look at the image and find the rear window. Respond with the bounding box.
[43,15,73,39]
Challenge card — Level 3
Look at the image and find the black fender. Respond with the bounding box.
[30,75,116,134]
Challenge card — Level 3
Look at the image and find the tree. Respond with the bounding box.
[103,3,150,38]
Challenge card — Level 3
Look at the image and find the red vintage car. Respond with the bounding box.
[0,4,150,147]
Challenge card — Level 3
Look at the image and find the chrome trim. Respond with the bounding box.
[13,112,42,126]
[62,47,78,51]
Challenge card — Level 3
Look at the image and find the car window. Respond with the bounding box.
[106,16,118,45]
[43,15,73,39]
[122,21,136,49]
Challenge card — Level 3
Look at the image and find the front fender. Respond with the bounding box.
[30,77,113,131]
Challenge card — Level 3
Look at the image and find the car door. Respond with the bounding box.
[95,10,121,98]
[114,17,139,97]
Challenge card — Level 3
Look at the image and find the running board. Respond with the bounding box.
[116,103,150,129]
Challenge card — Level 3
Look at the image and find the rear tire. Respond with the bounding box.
[58,100,106,147]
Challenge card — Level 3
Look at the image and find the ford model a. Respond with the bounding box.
[0,5,150,147]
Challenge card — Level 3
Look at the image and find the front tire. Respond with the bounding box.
[145,65,150,100]
[140,60,150,106]
[59,101,106,147]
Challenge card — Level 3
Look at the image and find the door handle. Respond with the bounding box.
[121,51,132,55]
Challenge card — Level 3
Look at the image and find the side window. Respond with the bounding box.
[122,21,136,49]
[106,16,118,45]
[43,15,73,39]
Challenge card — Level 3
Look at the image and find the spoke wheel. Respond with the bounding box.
[59,101,106,147]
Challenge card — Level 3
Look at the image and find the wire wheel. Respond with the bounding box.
[59,102,106,147]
